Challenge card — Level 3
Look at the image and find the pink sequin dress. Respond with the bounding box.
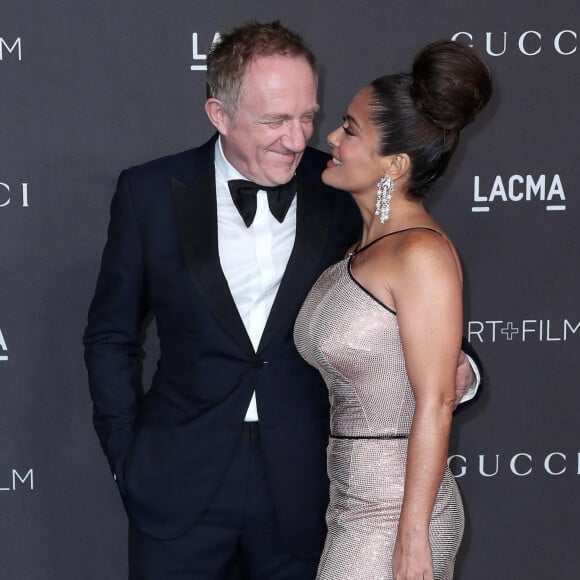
[294,230,464,580]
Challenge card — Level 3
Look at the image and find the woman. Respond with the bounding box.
[294,40,492,580]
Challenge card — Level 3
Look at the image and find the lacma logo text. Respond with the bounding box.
[0,469,34,491]
[191,32,221,71]
[471,174,565,213]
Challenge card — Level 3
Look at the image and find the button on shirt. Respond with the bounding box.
[214,138,297,421]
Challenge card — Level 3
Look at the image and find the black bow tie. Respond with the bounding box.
[227,176,297,227]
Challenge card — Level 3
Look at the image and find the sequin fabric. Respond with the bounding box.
[294,255,464,580]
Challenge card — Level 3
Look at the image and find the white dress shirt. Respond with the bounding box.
[215,138,297,421]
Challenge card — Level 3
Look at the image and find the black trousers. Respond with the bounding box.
[128,423,320,580]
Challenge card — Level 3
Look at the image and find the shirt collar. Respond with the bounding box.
[215,136,248,183]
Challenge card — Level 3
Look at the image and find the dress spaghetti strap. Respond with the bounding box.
[347,226,455,314]
[351,226,445,256]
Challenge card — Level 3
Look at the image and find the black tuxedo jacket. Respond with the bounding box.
[83,135,361,557]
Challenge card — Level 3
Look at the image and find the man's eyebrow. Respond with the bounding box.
[306,105,321,115]
[259,106,320,122]
[259,113,290,122]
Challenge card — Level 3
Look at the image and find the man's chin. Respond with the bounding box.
[267,168,299,186]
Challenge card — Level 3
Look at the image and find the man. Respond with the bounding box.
[84,21,480,579]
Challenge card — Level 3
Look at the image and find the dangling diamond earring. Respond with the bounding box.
[375,175,394,223]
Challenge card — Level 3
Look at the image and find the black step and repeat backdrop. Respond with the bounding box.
[1,0,578,578]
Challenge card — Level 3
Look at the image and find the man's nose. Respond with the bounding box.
[282,120,308,152]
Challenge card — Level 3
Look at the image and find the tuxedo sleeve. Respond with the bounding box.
[459,336,483,404]
[83,169,148,484]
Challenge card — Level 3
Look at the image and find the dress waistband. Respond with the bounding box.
[330,433,408,440]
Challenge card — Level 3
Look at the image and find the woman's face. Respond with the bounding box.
[322,86,387,195]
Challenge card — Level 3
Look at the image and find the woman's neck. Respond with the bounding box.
[356,195,429,247]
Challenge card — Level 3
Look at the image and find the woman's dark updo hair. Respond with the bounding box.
[369,40,492,199]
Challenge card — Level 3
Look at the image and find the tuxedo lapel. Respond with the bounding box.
[171,138,254,355]
[257,162,333,353]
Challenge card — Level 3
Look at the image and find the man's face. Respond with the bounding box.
[217,54,319,186]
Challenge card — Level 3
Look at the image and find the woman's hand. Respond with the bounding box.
[392,532,433,580]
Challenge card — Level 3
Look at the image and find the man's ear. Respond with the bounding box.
[381,153,411,182]
[205,98,231,135]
